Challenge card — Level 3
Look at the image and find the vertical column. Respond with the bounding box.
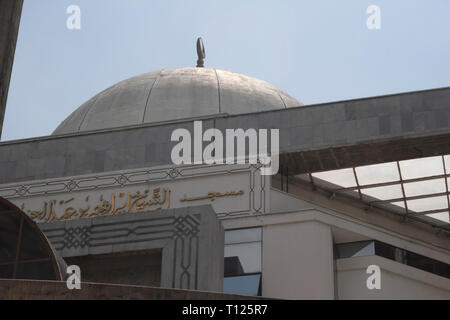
[0,0,23,138]
[262,220,335,299]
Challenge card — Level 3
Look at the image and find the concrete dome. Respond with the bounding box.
[53,67,302,135]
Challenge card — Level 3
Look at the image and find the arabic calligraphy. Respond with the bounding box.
[19,186,246,223]
[21,188,171,223]
[180,190,244,202]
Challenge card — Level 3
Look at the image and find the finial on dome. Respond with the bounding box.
[196,37,206,68]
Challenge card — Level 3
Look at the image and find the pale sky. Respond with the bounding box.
[3,0,450,141]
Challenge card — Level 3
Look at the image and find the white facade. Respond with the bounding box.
[2,161,449,299]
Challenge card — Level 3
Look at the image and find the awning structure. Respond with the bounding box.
[0,197,63,281]
[294,155,450,232]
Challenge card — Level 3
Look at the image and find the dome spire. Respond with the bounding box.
[196,37,206,68]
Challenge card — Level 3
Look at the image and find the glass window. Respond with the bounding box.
[403,179,446,198]
[407,196,448,212]
[0,265,13,279]
[356,162,399,185]
[0,198,61,281]
[225,228,261,245]
[336,241,374,258]
[224,242,261,275]
[313,168,356,188]
[336,240,450,279]
[0,213,20,264]
[399,156,444,180]
[223,274,261,296]
[18,218,50,261]
[224,227,262,296]
[362,185,403,201]
[374,241,398,262]
[16,261,57,281]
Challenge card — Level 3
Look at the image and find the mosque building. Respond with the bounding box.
[0,1,449,300]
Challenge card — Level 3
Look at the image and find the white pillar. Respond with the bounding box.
[262,220,335,299]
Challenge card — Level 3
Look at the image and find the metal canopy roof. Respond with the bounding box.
[295,155,450,232]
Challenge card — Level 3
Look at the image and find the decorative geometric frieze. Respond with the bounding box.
[173,215,200,239]
[1,163,269,219]
[39,205,223,292]
[64,226,91,249]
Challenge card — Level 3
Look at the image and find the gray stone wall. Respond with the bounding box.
[1,87,450,184]
[39,205,224,292]
[0,279,265,300]
[0,0,23,138]
[65,250,162,287]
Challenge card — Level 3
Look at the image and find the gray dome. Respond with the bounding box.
[53,67,302,135]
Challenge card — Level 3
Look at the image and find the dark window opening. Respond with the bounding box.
[65,249,162,287]
[0,197,61,281]
[223,228,262,296]
[336,240,450,279]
